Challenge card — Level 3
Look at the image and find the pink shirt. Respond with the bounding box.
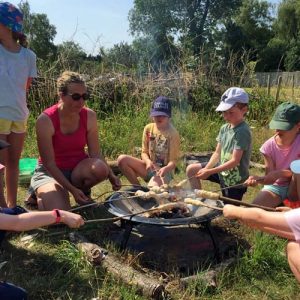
[38,104,88,170]
[260,134,300,186]
[285,208,300,242]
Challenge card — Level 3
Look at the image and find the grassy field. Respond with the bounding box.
[1,98,299,300]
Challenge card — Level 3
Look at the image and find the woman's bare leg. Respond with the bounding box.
[36,182,71,211]
[71,158,109,192]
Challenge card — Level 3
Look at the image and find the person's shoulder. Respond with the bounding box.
[144,123,154,130]
[169,123,180,134]
[37,111,52,128]
[85,106,96,116]
[22,47,36,58]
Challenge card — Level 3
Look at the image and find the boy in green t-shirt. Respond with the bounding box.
[186,87,252,200]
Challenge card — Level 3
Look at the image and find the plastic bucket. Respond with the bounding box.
[19,158,37,184]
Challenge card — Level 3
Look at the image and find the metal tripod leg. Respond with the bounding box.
[119,219,134,250]
[202,221,221,261]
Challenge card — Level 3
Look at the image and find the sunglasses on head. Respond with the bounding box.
[67,93,90,101]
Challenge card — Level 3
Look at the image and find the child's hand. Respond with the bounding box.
[196,168,212,179]
[156,166,169,177]
[145,159,155,172]
[60,211,85,228]
[223,204,238,219]
[244,175,264,187]
[275,206,291,212]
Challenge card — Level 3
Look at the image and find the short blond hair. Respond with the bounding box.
[57,71,85,95]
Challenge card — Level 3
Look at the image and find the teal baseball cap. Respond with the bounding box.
[269,102,300,130]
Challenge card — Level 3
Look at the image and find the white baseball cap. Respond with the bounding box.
[216,87,249,112]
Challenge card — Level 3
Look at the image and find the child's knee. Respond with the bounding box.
[186,163,200,176]
[117,154,128,166]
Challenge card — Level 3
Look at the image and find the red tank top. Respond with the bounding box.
[38,104,88,170]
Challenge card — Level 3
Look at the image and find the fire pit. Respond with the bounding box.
[105,186,223,254]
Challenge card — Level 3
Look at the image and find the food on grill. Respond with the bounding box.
[174,179,188,188]
[143,202,191,218]
[134,190,170,203]
[194,189,219,200]
[149,186,167,193]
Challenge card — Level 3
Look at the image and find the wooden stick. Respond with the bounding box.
[84,206,164,224]
[218,195,276,212]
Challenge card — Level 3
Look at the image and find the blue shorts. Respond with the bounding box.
[262,184,289,201]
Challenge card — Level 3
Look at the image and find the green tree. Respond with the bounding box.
[221,0,274,69]
[105,42,138,69]
[272,0,300,70]
[56,41,87,71]
[129,0,241,65]
[19,1,57,60]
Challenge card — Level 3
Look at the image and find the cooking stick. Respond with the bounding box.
[84,206,167,224]
[213,178,264,193]
[218,195,276,212]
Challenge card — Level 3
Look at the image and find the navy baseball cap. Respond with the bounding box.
[150,96,172,118]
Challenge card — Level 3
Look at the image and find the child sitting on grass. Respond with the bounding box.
[223,204,300,283]
[117,96,180,187]
[245,102,300,208]
[186,87,252,200]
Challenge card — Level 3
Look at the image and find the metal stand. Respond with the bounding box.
[119,219,134,250]
[202,221,220,261]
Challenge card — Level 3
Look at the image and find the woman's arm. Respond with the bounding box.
[0,210,84,231]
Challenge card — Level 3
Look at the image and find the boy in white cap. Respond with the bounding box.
[186,87,252,200]
[118,96,180,187]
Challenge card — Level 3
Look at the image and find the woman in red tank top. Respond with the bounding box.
[30,71,121,210]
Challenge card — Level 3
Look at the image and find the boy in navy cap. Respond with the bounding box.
[118,96,180,187]
[186,87,252,200]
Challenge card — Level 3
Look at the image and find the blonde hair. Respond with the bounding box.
[57,71,85,95]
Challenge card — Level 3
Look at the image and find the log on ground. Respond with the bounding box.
[70,232,165,299]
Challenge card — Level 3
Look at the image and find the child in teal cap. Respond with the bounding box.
[245,102,300,208]
[0,2,37,208]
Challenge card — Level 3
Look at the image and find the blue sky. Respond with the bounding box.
[9,0,134,55]
[9,0,280,55]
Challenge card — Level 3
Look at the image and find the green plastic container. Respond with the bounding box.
[19,158,37,184]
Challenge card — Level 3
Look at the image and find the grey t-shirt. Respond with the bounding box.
[216,121,252,186]
[0,44,37,121]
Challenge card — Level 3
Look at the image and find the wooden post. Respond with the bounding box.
[292,74,295,99]
[275,76,282,103]
[267,74,271,96]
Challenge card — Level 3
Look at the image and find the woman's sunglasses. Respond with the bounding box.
[67,93,90,101]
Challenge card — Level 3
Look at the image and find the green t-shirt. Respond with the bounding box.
[216,121,252,186]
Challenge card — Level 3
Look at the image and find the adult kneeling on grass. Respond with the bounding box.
[29,71,121,211]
